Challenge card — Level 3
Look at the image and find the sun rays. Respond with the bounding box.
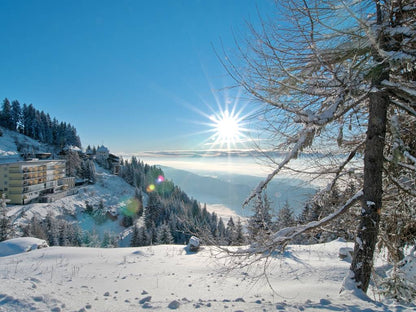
[185,89,255,152]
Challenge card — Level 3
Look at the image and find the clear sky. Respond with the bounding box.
[0,0,273,154]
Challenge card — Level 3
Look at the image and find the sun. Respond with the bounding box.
[206,104,251,150]
[210,110,243,145]
[179,88,255,151]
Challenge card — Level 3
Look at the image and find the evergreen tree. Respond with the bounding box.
[138,226,149,246]
[131,225,140,247]
[248,193,272,241]
[145,193,162,229]
[0,195,11,242]
[234,218,246,246]
[156,224,173,244]
[58,220,70,246]
[11,100,21,131]
[147,222,157,245]
[1,98,13,129]
[217,217,226,243]
[225,217,236,246]
[101,231,117,248]
[276,201,295,231]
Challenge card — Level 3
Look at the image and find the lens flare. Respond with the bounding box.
[146,184,156,192]
[121,197,141,217]
[156,175,165,183]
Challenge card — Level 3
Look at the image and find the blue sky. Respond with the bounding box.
[0,0,273,154]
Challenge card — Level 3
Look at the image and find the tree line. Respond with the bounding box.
[0,98,81,148]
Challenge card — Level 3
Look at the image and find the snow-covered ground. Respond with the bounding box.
[0,238,413,311]
[6,163,138,245]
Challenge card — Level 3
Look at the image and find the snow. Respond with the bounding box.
[401,247,416,284]
[6,163,138,244]
[0,128,21,162]
[0,239,412,311]
[0,127,49,163]
[0,237,48,257]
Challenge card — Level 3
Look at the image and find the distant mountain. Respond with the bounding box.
[160,166,317,217]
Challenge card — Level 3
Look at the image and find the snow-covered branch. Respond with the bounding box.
[243,126,316,206]
[249,190,363,253]
[389,175,416,197]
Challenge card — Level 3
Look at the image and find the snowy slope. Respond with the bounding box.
[7,163,138,245]
[0,126,53,163]
[0,239,413,311]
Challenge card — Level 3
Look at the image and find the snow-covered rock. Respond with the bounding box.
[187,236,200,252]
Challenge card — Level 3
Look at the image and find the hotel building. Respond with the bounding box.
[0,159,74,205]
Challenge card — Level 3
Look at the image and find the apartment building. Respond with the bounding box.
[0,159,74,205]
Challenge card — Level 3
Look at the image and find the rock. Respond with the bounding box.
[187,236,200,252]
[139,296,152,304]
[142,302,152,309]
[168,300,180,309]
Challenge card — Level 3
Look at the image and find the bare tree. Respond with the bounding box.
[225,0,415,294]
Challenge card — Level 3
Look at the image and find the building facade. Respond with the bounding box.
[0,159,74,205]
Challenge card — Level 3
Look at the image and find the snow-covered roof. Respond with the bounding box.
[63,145,82,152]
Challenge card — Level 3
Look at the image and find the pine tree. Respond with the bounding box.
[1,98,13,129]
[156,224,173,244]
[58,220,70,246]
[138,227,149,246]
[0,195,11,242]
[131,225,140,247]
[145,193,162,229]
[11,100,21,131]
[101,232,117,248]
[234,218,246,246]
[217,217,226,243]
[248,193,272,241]
[276,201,295,231]
[225,217,236,246]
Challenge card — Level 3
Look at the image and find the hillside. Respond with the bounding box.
[6,161,138,246]
[0,127,241,247]
[0,238,413,311]
[0,126,54,163]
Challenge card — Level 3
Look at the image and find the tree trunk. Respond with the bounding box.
[349,0,391,293]
[350,89,388,292]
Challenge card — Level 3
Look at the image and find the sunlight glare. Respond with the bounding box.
[210,110,242,145]
[178,86,256,151]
